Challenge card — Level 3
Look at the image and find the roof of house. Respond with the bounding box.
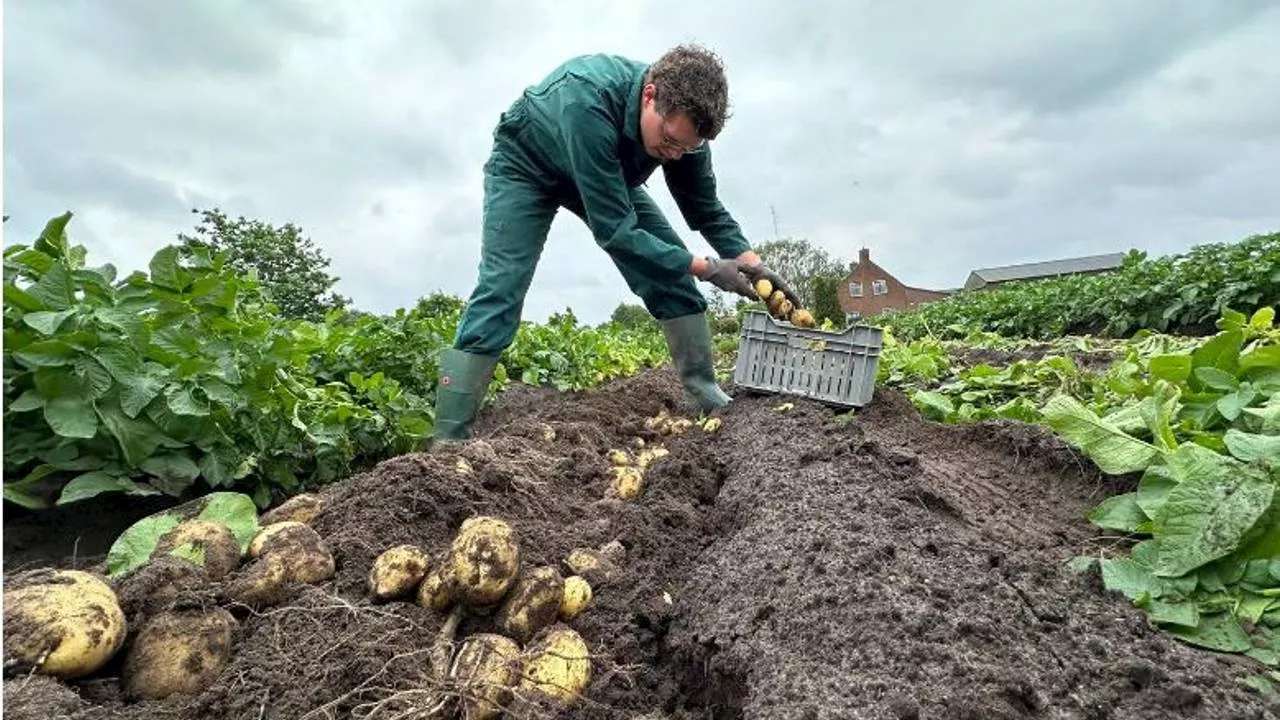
[967,251,1127,286]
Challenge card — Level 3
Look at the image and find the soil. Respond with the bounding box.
[4,366,1277,720]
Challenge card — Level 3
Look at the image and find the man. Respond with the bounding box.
[432,43,797,442]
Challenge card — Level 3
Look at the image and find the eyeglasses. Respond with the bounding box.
[659,119,705,155]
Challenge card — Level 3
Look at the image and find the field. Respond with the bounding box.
[4,218,1280,718]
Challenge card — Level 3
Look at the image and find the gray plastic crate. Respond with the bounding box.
[732,311,884,408]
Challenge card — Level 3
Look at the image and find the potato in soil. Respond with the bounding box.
[3,569,127,679]
[495,565,565,644]
[560,575,592,620]
[563,547,618,586]
[152,518,241,581]
[247,521,335,584]
[517,624,592,707]
[448,516,521,607]
[450,632,521,720]
[121,607,236,700]
[223,554,289,610]
[259,492,325,525]
[610,465,644,500]
[417,562,456,612]
[367,544,431,602]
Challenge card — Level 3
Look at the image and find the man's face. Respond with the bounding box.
[639,83,705,162]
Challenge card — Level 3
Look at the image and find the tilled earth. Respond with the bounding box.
[4,367,1277,719]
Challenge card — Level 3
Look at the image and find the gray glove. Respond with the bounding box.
[740,262,802,307]
[695,256,756,298]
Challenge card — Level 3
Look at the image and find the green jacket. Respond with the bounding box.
[497,54,752,283]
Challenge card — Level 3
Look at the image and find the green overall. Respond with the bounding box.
[433,54,752,441]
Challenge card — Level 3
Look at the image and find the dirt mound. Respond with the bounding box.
[4,367,1276,719]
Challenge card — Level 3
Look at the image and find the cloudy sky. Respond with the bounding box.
[6,1,1280,324]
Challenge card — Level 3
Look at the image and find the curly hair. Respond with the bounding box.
[644,43,731,139]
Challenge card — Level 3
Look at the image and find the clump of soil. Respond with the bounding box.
[3,367,1276,719]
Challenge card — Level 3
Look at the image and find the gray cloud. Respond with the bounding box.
[4,0,1279,326]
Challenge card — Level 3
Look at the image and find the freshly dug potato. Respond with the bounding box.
[259,492,325,525]
[417,562,456,612]
[367,544,431,602]
[495,566,565,644]
[537,422,556,443]
[116,554,208,620]
[609,466,644,500]
[560,576,592,620]
[152,519,241,581]
[455,457,474,477]
[767,289,786,316]
[247,522,335,584]
[223,554,288,610]
[701,417,723,434]
[450,633,521,720]
[121,608,235,700]
[607,448,631,466]
[790,308,816,328]
[563,548,616,586]
[3,569,127,679]
[517,624,591,707]
[636,447,668,469]
[754,277,773,300]
[667,418,694,435]
[448,516,521,607]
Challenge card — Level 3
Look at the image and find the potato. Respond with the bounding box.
[247,522,335,584]
[121,608,235,700]
[537,422,556,443]
[3,569,127,679]
[455,457,474,477]
[223,554,288,610]
[754,278,773,300]
[767,289,786,315]
[560,576,592,620]
[701,417,723,434]
[152,519,241,581]
[116,554,208,620]
[636,447,668,469]
[610,466,644,500]
[367,544,431,602]
[495,565,565,644]
[563,548,616,586]
[790,308,816,328]
[259,492,325,525]
[450,633,521,720]
[517,624,591,707]
[417,562,456,612]
[448,516,521,607]
[607,448,631,466]
[667,418,694,435]
[777,298,794,319]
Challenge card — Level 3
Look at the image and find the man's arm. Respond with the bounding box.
[561,102,699,283]
[662,145,754,261]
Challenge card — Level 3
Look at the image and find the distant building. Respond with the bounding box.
[963,251,1127,291]
[837,248,952,320]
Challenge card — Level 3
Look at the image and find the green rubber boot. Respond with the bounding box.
[430,348,501,444]
[660,312,732,413]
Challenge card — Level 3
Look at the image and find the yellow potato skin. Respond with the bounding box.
[3,569,127,679]
[518,624,591,706]
[754,278,773,300]
[121,608,235,700]
[416,564,456,612]
[247,522,335,584]
[259,492,325,525]
[152,519,241,581]
[495,565,566,645]
[610,466,644,500]
[790,308,816,328]
[448,516,521,607]
[367,544,431,601]
[450,633,521,720]
[248,521,307,559]
[560,576,593,620]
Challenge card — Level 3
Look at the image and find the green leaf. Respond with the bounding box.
[195,492,261,550]
[1087,492,1148,533]
[1242,346,1280,373]
[12,339,79,368]
[1167,612,1254,653]
[1148,354,1192,383]
[140,453,201,496]
[97,399,175,467]
[7,390,45,412]
[1042,394,1163,474]
[1153,448,1276,577]
[58,471,162,504]
[166,385,210,416]
[1225,430,1280,465]
[105,514,182,576]
[27,263,75,310]
[22,308,77,335]
[1136,464,1179,520]
[148,246,185,291]
[1195,367,1239,392]
[44,396,98,438]
[33,212,72,259]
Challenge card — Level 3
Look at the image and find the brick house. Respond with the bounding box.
[837,248,952,320]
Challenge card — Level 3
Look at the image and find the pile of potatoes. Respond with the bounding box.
[365,515,604,718]
[2,492,335,701]
[754,277,816,328]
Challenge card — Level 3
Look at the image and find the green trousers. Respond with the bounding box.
[452,155,708,356]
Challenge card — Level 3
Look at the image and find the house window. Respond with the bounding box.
[848,282,863,298]
[872,279,888,295]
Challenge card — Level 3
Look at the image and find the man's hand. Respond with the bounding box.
[736,257,802,307]
[693,256,756,299]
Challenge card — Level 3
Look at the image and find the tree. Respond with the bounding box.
[754,237,847,308]
[178,208,349,322]
[809,275,846,329]
[609,303,656,331]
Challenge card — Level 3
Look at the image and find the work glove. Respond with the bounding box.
[695,256,757,299]
[739,262,802,307]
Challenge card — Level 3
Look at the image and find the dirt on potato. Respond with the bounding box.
[3,366,1277,720]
